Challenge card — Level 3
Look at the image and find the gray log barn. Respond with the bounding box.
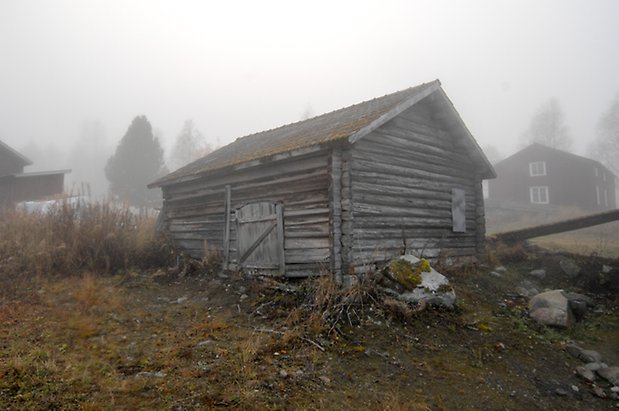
[149,80,496,281]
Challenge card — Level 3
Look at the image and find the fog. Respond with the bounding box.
[1,0,618,196]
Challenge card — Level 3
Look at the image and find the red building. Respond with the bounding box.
[488,143,616,211]
[0,140,70,207]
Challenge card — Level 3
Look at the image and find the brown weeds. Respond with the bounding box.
[0,200,173,277]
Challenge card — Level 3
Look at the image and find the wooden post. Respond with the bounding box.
[223,185,231,269]
[330,147,343,285]
[276,203,285,276]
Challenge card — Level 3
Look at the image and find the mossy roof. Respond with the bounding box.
[151,80,495,187]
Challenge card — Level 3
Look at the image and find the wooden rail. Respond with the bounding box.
[494,209,619,243]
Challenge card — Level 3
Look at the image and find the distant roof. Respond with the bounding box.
[151,79,495,187]
[496,143,616,177]
[0,140,33,166]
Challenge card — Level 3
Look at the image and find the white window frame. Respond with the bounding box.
[529,161,547,177]
[530,186,549,204]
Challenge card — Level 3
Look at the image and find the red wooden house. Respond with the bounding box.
[0,140,70,207]
[488,143,616,211]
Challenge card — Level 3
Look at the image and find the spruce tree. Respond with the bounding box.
[105,115,167,207]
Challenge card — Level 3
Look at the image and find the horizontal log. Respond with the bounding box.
[165,152,329,195]
[285,217,330,226]
[352,157,475,188]
[285,238,330,249]
[354,138,474,176]
[285,207,330,217]
[352,192,453,211]
[352,228,474,239]
[375,117,457,153]
[495,209,619,243]
[285,249,330,263]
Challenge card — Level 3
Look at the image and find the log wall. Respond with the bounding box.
[161,151,331,277]
[347,102,483,271]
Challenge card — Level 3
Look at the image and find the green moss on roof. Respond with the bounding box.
[152,81,439,187]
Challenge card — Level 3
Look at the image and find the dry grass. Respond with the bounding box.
[0,200,172,277]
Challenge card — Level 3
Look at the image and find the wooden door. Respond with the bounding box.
[235,201,285,275]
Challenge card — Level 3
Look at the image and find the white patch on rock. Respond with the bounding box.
[395,255,456,308]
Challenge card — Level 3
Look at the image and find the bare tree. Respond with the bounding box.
[520,98,572,151]
[589,93,619,175]
[169,119,211,170]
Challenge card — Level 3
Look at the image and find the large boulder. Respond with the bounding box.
[382,255,456,308]
[528,290,574,328]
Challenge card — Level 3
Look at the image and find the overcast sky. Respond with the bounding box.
[1,0,618,170]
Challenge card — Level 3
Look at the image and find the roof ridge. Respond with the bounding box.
[230,81,436,145]
[150,80,448,187]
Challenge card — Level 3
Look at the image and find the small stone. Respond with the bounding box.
[568,300,588,320]
[602,265,612,274]
[176,296,188,304]
[529,269,546,279]
[585,362,604,371]
[563,292,594,307]
[279,369,288,378]
[319,375,331,385]
[565,344,602,363]
[579,350,603,363]
[575,366,596,382]
[598,367,619,386]
[555,388,568,396]
[592,385,607,399]
[495,266,507,273]
[571,385,580,393]
[239,294,248,301]
[566,344,583,358]
[559,259,581,278]
[490,271,502,277]
[197,340,213,347]
[611,386,619,393]
[294,370,304,378]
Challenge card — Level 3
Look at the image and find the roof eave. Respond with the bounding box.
[148,144,330,189]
